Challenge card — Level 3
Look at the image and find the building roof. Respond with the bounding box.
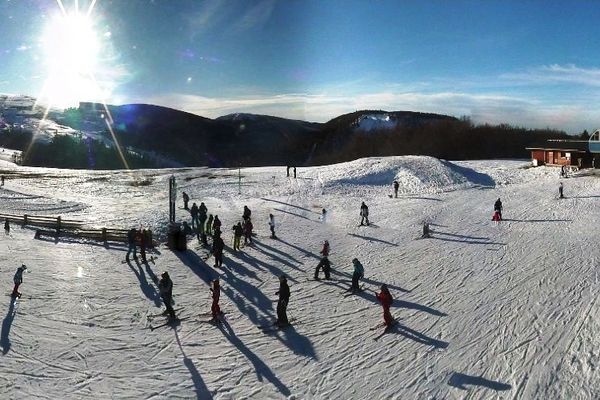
[526,140,589,152]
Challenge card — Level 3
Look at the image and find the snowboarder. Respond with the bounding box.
[393,180,399,198]
[314,256,331,280]
[212,233,224,268]
[275,275,290,327]
[320,240,330,257]
[11,264,26,298]
[206,214,214,235]
[494,198,503,220]
[422,222,431,238]
[190,202,199,229]
[212,215,222,237]
[350,258,364,292]
[126,228,138,261]
[559,182,564,199]
[243,218,253,245]
[269,214,276,238]
[232,222,243,251]
[182,192,190,210]
[375,284,394,328]
[158,271,176,320]
[4,219,9,234]
[360,202,370,226]
[210,279,221,322]
[242,205,251,222]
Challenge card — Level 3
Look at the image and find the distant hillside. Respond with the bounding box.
[0,95,571,169]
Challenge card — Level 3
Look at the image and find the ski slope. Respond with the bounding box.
[1,156,599,399]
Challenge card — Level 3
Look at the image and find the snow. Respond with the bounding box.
[1,155,599,399]
[354,113,398,132]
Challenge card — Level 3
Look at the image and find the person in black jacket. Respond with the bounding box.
[494,198,503,220]
[212,233,224,268]
[158,271,176,320]
[276,275,290,326]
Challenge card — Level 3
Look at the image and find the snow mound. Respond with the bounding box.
[318,156,480,194]
[355,113,397,132]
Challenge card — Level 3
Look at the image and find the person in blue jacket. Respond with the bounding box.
[350,258,364,293]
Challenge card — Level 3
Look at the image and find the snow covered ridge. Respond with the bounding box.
[354,113,398,132]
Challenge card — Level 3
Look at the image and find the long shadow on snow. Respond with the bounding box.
[248,240,302,271]
[274,208,318,222]
[218,319,292,396]
[387,322,448,349]
[174,249,219,286]
[231,250,300,282]
[125,259,161,307]
[355,290,446,317]
[503,218,571,223]
[430,230,505,246]
[260,197,320,215]
[252,238,300,265]
[402,196,443,202]
[447,372,511,391]
[347,233,398,246]
[277,238,320,260]
[331,270,411,293]
[440,160,495,187]
[1,298,16,355]
[173,328,214,399]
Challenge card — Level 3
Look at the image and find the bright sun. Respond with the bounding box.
[40,10,102,109]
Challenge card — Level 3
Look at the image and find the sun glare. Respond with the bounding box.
[39,10,102,108]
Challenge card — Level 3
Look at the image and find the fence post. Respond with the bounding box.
[57,216,61,233]
[23,214,28,225]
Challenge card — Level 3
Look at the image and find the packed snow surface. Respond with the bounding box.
[1,155,599,399]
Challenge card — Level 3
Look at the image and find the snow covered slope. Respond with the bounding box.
[1,156,599,399]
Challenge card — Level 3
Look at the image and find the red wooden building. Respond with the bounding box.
[526,140,594,168]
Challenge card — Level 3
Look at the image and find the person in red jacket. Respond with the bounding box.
[210,279,221,322]
[320,240,330,257]
[376,284,394,327]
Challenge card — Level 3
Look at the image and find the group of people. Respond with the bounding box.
[126,227,153,263]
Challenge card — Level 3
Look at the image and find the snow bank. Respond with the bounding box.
[354,113,397,132]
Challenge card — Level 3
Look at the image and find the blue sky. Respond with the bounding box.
[1,0,600,132]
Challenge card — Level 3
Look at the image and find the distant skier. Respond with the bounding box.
[494,198,503,220]
[314,256,331,280]
[11,264,27,298]
[212,215,222,237]
[492,210,501,225]
[243,205,251,222]
[182,192,190,210]
[190,202,199,229]
[198,202,208,244]
[243,218,253,245]
[559,182,564,199]
[360,202,370,226]
[126,228,138,261]
[350,258,364,292]
[375,284,394,328]
[560,165,566,178]
[158,271,176,320]
[320,240,330,257]
[210,279,221,322]
[393,180,399,198]
[206,214,214,235]
[275,275,290,327]
[321,208,327,223]
[269,214,276,239]
[232,222,243,251]
[421,222,431,238]
[4,219,9,234]
[212,233,224,268]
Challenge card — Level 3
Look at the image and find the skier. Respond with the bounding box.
[243,218,253,245]
[321,208,327,223]
[212,215,222,237]
[4,219,9,234]
[360,202,370,226]
[375,284,394,328]
[350,258,364,292]
[206,214,214,235]
[494,198,503,220]
[158,271,176,320]
[210,279,221,322]
[11,264,27,298]
[182,192,190,210]
[212,233,225,268]
[275,275,290,327]
[269,214,276,238]
[561,165,566,178]
[198,202,208,245]
[393,180,399,198]
[559,182,564,199]
[242,205,251,222]
[320,240,330,257]
[422,222,431,238]
[126,228,138,261]
[314,256,331,280]
[190,202,199,229]
[232,222,243,251]
[492,210,501,225]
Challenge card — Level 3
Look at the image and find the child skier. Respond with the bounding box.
[275,275,290,327]
[494,198,503,220]
[393,180,399,198]
[158,272,176,320]
[492,210,501,224]
[360,202,370,226]
[350,258,364,292]
[422,222,431,238]
[11,264,27,298]
[559,182,564,199]
[320,240,330,257]
[210,279,221,322]
[375,284,394,328]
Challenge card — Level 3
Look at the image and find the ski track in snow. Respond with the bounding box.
[0,157,599,399]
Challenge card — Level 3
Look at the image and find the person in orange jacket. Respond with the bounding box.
[375,284,394,327]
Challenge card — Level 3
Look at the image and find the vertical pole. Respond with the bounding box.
[238,165,241,195]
